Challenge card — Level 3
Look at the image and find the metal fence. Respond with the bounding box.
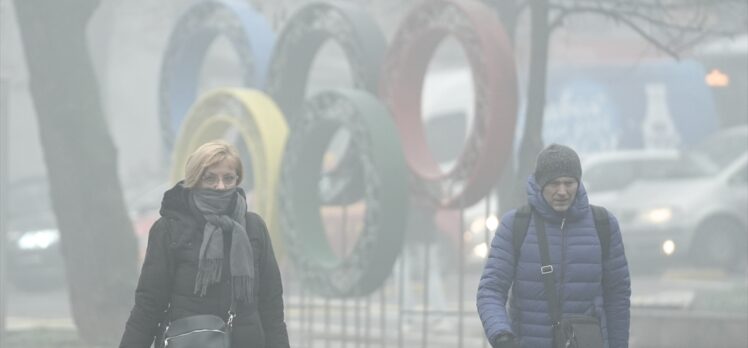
[1,77,9,347]
[281,198,498,348]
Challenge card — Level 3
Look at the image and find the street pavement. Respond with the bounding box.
[4,267,746,347]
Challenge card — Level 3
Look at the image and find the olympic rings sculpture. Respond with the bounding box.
[162,0,518,296]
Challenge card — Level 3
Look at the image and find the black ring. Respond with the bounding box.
[266,0,387,205]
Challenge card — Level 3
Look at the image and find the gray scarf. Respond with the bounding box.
[191,188,254,303]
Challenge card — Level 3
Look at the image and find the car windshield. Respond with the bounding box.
[584,156,677,193]
[667,128,747,178]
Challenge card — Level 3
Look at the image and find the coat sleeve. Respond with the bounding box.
[250,213,290,348]
[476,211,518,345]
[602,214,631,348]
[119,218,173,348]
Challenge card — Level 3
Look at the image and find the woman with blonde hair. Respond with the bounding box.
[120,140,289,348]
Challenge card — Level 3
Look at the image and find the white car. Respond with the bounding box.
[582,150,680,207]
[606,126,748,271]
[457,150,683,270]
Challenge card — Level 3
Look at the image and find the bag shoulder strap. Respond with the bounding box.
[162,217,178,278]
[590,205,611,260]
[514,204,612,261]
[158,217,179,346]
[534,209,563,327]
[512,204,532,262]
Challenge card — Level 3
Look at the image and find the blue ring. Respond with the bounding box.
[159,0,275,153]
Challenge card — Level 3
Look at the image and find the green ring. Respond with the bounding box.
[280,89,409,297]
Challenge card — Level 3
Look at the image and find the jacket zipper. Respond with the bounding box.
[559,217,567,313]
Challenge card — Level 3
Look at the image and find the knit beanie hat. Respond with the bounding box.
[534,144,582,188]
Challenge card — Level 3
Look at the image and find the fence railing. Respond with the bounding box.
[281,199,498,348]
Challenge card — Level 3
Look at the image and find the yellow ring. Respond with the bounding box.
[170,88,288,257]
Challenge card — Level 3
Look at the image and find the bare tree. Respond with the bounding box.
[13,0,139,345]
[500,0,748,211]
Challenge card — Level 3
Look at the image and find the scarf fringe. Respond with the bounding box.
[232,275,253,303]
[194,259,223,296]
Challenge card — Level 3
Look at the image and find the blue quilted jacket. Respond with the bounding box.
[477,176,631,348]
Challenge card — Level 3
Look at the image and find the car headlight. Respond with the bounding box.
[472,242,489,259]
[17,229,59,250]
[641,207,673,225]
[662,240,676,256]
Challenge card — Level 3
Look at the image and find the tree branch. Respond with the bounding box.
[547,0,747,57]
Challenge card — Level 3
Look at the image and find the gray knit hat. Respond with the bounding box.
[534,144,582,188]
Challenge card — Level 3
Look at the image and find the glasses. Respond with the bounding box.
[201,174,238,187]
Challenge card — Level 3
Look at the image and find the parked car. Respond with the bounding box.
[6,178,162,291]
[582,150,680,207]
[5,176,65,290]
[607,125,748,271]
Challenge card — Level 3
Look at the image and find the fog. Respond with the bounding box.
[1,0,747,347]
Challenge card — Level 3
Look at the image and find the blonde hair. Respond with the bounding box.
[183,140,243,188]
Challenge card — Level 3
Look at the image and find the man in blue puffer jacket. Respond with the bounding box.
[477,144,631,348]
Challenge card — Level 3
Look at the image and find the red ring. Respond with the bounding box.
[380,0,518,208]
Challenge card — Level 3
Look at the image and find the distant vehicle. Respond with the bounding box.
[5,177,65,290]
[6,178,161,291]
[582,150,680,207]
[607,125,748,271]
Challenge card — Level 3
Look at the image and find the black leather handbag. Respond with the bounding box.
[162,310,234,348]
[534,209,605,348]
[556,315,605,348]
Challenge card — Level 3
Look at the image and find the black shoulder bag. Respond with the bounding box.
[161,302,234,348]
[534,209,605,348]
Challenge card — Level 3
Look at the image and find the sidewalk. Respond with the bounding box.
[4,270,746,347]
[7,316,75,331]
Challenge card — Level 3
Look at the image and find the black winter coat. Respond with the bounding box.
[120,184,289,348]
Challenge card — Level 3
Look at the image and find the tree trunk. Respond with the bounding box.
[489,0,521,214]
[13,0,139,344]
[505,0,551,211]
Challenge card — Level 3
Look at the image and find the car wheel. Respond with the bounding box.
[693,219,747,272]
